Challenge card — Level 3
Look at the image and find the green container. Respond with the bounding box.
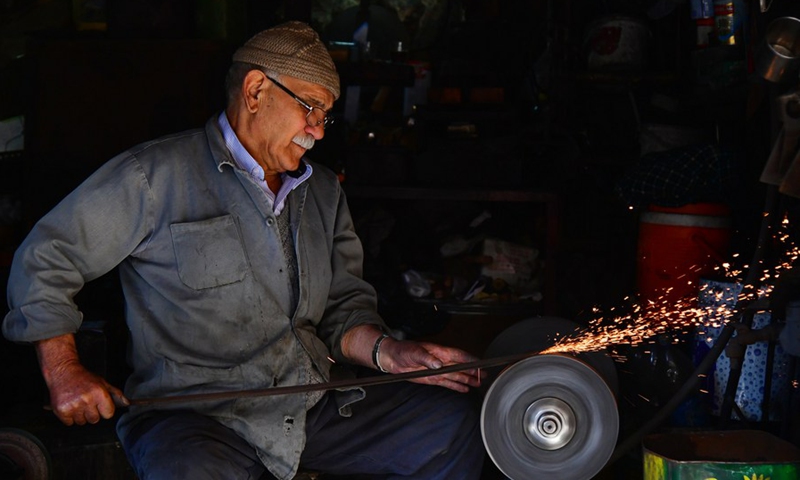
[643,430,800,480]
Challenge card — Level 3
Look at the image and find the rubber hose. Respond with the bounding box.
[608,320,736,464]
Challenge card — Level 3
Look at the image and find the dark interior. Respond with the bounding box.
[1,0,800,478]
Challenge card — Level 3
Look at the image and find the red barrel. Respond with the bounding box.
[637,203,731,304]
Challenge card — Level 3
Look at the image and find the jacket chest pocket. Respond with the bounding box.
[170,215,249,290]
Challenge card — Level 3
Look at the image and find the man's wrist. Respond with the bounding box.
[372,333,391,373]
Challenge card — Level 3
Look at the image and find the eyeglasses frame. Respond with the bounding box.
[265,75,334,129]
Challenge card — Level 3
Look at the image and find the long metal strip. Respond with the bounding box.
[129,351,536,407]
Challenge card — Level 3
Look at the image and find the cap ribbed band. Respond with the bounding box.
[233,21,340,100]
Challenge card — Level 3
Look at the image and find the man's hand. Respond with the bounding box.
[35,334,129,426]
[378,339,485,393]
[340,325,485,393]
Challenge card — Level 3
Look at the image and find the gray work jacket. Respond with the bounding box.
[3,117,385,480]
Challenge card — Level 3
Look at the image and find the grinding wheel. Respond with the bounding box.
[0,428,51,480]
[481,354,618,480]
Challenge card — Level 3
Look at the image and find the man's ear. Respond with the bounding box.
[242,70,267,113]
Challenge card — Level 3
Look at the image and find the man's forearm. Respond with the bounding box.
[35,333,81,387]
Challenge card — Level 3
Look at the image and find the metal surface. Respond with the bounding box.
[0,428,51,480]
[523,397,575,450]
[481,354,619,480]
[755,17,800,83]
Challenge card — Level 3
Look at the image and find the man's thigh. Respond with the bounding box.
[120,410,267,480]
[301,381,485,479]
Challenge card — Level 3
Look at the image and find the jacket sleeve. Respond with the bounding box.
[316,183,387,362]
[2,154,154,343]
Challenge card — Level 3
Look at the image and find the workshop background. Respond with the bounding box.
[1,0,800,479]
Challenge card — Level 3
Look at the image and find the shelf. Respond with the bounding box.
[573,71,682,86]
[414,298,541,317]
[344,186,557,203]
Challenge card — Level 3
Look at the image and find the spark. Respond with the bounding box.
[541,294,715,355]
[540,215,800,356]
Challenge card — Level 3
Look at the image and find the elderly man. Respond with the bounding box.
[3,22,485,480]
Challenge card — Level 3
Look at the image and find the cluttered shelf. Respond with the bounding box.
[344,185,561,316]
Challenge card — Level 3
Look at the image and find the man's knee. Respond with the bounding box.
[121,411,264,480]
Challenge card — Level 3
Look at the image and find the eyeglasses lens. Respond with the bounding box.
[308,108,333,129]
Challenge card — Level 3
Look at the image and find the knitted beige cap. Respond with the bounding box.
[233,21,340,100]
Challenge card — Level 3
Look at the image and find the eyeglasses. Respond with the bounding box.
[266,76,334,129]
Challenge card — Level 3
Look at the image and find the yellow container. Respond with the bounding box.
[643,430,800,479]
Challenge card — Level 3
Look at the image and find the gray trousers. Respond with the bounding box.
[120,380,486,480]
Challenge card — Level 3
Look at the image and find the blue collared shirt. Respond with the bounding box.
[218,112,312,215]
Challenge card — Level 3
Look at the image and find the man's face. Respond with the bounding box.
[242,71,335,178]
